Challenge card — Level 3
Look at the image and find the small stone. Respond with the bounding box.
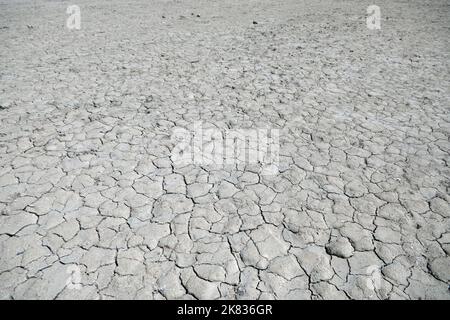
[326,237,354,258]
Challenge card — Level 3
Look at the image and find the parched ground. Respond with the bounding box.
[0,0,449,300]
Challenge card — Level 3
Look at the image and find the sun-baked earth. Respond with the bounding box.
[0,0,449,299]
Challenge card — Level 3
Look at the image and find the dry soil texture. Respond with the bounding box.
[0,0,449,299]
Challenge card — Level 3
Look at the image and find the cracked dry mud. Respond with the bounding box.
[0,0,449,300]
